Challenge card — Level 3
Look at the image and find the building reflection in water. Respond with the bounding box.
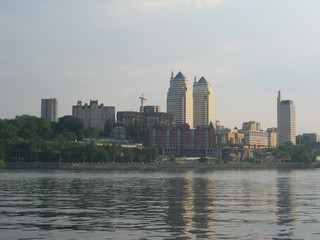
[165,170,217,239]
[275,170,296,239]
[190,171,217,239]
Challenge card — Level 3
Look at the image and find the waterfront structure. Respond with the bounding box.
[193,76,215,128]
[167,72,193,128]
[72,100,115,130]
[41,98,58,122]
[277,91,296,145]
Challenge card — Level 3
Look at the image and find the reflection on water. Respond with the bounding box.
[275,172,295,239]
[1,169,320,239]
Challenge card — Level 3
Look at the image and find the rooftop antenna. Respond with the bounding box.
[139,94,147,113]
[194,76,197,84]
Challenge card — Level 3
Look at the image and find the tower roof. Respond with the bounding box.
[198,76,209,83]
[173,71,187,79]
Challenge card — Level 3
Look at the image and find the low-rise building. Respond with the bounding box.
[301,133,320,143]
[243,130,269,146]
[112,126,126,140]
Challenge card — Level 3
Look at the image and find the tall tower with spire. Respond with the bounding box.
[193,76,215,128]
[277,91,296,145]
[167,72,193,128]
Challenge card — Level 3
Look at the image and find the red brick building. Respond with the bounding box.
[143,124,216,157]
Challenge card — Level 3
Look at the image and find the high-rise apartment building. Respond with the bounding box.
[167,72,193,128]
[193,77,215,128]
[277,91,296,145]
[72,100,115,130]
[41,98,58,122]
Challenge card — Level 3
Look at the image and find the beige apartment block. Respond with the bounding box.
[193,77,215,128]
[243,130,269,146]
[72,100,115,131]
[167,72,193,128]
[267,128,277,148]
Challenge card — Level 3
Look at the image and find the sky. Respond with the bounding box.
[1,0,320,134]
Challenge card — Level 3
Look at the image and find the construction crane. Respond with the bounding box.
[139,94,146,112]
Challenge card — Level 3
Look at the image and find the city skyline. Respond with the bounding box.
[1,0,320,134]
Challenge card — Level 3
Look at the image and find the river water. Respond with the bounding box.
[0,169,320,240]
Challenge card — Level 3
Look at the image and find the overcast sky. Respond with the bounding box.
[1,0,320,134]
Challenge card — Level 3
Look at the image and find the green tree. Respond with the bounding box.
[291,145,316,164]
[53,116,85,140]
[104,119,115,137]
[169,155,176,162]
[123,148,134,162]
[96,149,109,163]
[0,159,5,169]
[247,157,257,163]
[84,127,99,139]
[199,156,209,163]
[62,131,77,141]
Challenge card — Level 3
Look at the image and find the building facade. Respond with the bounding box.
[143,124,216,157]
[277,91,296,145]
[41,98,58,122]
[117,111,175,129]
[72,100,115,130]
[142,105,160,113]
[267,128,277,148]
[193,77,215,128]
[300,133,320,143]
[242,121,261,131]
[243,130,269,146]
[167,72,193,128]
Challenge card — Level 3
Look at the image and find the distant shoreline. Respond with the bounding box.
[3,162,318,171]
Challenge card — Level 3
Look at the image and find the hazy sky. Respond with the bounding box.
[1,0,320,134]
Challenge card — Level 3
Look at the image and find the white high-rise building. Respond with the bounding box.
[41,98,58,122]
[167,72,193,128]
[277,91,296,145]
[193,76,215,128]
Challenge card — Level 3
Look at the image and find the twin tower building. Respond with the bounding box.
[167,72,215,129]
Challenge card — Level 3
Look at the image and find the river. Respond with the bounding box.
[0,169,320,239]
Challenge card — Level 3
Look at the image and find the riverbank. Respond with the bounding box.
[3,162,318,170]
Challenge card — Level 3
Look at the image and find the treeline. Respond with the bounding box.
[271,142,318,164]
[0,116,156,163]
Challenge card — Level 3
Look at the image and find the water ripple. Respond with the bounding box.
[1,169,320,239]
